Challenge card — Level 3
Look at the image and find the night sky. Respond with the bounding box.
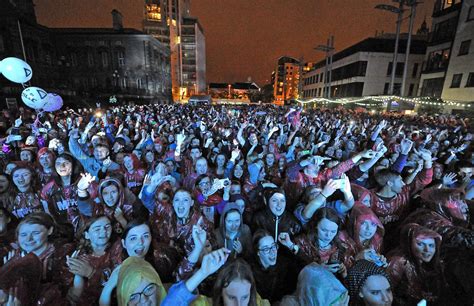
[35,0,434,85]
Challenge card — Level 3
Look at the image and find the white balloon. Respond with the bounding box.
[43,93,63,112]
[21,87,47,109]
[0,57,33,84]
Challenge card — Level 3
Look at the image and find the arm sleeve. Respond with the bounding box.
[391,154,408,174]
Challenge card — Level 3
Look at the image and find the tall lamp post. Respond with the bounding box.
[315,35,334,98]
[401,0,420,97]
[375,0,405,110]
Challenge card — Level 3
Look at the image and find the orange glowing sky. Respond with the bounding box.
[35,0,433,85]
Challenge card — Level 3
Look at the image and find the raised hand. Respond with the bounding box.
[77,173,95,191]
[230,147,240,161]
[312,155,331,166]
[442,172,458,186]
[400,138,413,155]
[176,131,186,147]
[322,179,338,198]
[199,248,231,277]
[192,217,207,250]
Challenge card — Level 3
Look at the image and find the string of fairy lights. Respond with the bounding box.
[296,95,473,108]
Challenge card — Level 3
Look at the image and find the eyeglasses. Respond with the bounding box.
[198,180,211,187]
[128,283,158,305]
[258,243,278,255]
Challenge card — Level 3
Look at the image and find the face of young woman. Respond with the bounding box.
[359,220,378,241]
[233,165,243,179]
[85,217,112,249]
[172,191,193,219]
[317,218,339,247]
[127,280,159,306]
[12,168,32,190]
[18,223,51,254]
[124,156,134,172]
[268,193,286,217]
[222,279,251,306]
[360,275,393,306]
[225,211,241,234]
[411,237,436,263]
[0,175,9,193]
[122,224,151,258]
[145,152,154,163]
[257,235,278,268]
[102,185,120,207]
[39,153,53,169]
[216,155,226,167]
[197,177,211,194]
[55,157,73,177]
[266,154,275,166]
[20,151,33,162]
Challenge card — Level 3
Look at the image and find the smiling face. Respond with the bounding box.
[268,193,286,217]
[359,219,378,241]
[94,146,109,161]
[12,168,32,190]
[266,154,275,167]
[222,279,251,306]
[18,223,52,255]
[225,211,241,234]
[412,237,436,263]
[55,157,73,177]
[317,218,339,247]
[122,224,152,258]
[85,217,112,250]
[102,184,120,207]
[172,190,193,219]
[257,235,278,268]
[124,155,134,172]
[195,158,208,175]
[20,150,33,162]
[233,164,244,179]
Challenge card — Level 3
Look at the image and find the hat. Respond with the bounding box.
[347,260,391,302]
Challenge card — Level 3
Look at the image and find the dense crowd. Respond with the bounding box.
[0,103,472,306]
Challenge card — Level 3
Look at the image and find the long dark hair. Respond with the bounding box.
[308,207,342,249]
[212,259,258,306]
[54,153,82,184]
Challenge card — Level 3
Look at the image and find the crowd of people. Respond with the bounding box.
[0,102,472,305]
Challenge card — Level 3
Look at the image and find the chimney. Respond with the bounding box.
[111,9,123,31]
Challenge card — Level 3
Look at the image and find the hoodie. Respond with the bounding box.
[213,203,252,259]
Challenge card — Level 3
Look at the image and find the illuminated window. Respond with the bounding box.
[172,19,177,26]
[146,4,161,21]
[176,36,181,44]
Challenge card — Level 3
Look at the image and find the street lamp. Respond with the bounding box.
[315,35,335,98]
[401,0,421,97]
[375,0,405,109]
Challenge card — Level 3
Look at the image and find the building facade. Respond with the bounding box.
[302,35,427,99]
[143,0,206,101]
[440,0,474,101]
[0,0,171,106]
[181,17,206,97]
[272,56,300,105]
